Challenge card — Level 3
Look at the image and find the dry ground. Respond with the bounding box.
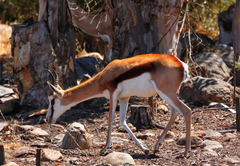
[0,99,240,166]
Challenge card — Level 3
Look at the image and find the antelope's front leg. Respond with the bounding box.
[100,96,118,154]
[119,98,149,155]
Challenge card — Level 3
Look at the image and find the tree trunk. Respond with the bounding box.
[127,105,164,131]
[107,0,183,60]
[233,1,240,61]
[233,0,240,131]
[11,0,76,108]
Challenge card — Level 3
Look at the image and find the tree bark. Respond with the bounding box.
[127,105,164,131]
[233,1,240,61]
[11,0,76,108]
[107,0,182,60]
[233,0,240,131]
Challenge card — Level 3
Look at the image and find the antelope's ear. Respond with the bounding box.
[47,81,63,98]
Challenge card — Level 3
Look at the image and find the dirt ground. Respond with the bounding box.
[0,98,239,166]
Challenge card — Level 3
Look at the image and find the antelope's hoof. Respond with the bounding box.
[184,150,190,157]
[144,149,149,155]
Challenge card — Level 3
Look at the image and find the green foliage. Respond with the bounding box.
[188,0,235,39]
[0,0,38,24]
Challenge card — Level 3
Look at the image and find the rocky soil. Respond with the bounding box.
[0,99,239,166]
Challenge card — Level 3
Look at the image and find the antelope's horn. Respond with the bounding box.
[47,69,58,86]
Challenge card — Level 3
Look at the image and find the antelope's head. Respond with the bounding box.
[46,69,65,124]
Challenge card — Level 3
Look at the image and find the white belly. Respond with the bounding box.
[117,73,157,98]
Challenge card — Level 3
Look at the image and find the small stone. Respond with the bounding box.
[41,149,64,161]
[10,146,36,157]
[202,149,218,157]
[0,122,8,132]
[204,130,222,139]
[2,162,19,166]
[176,134,203,147]
[157,104,169,113]
[203,140,223,151]
[54,134,65,143]
[59,122,91,149]
[20,125,34,131]
[193,130,206,138]
[101,152,135,166]
[29,127,49,137]
[165,131,175,139]
[224,133,237,139]
[50,124,65,130]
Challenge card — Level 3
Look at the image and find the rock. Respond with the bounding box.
[59,122,91,149]
[20,125,34,131]
[74,56,104,80]
[180,76,232,105]
[202,149,218,157]
[157,104,169,113]
[0,86,17,114]
[204,130,222,139]
[218,4,235,46]
[176,134,203,147]
[203,140,223,150]
[137,132,155,139]
[2,162,19,166]
[193,130,206,138]
[41,149,64,161]
[165,131,176,139]
[219,49,234,67]
[0,122,8,132]
[50,124,65,131]
[223,133,237,142]
[54,133,65,143]
[191,52,230,80]
[101,152,135,166]
[29,127,49,137]
[178,33,216,59]
[222,157,240,164]
[10,146,36,157]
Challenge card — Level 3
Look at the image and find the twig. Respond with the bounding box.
[173,0,187,55]
[0,110,6,122]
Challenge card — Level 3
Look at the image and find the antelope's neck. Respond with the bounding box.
[60,76,104,106]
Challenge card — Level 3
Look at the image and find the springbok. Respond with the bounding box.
[46,54,191,156]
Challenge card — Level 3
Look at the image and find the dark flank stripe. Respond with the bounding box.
[112,62,155,88]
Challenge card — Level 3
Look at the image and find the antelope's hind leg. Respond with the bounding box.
[154,105,179,153]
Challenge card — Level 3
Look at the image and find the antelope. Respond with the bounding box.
[67,0,113,62]
[46,54,191,156]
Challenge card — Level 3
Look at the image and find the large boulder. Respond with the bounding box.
[180,76,232,105]
[74,56,104,80]
[215,44,234,68]
[191,52,231,81]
